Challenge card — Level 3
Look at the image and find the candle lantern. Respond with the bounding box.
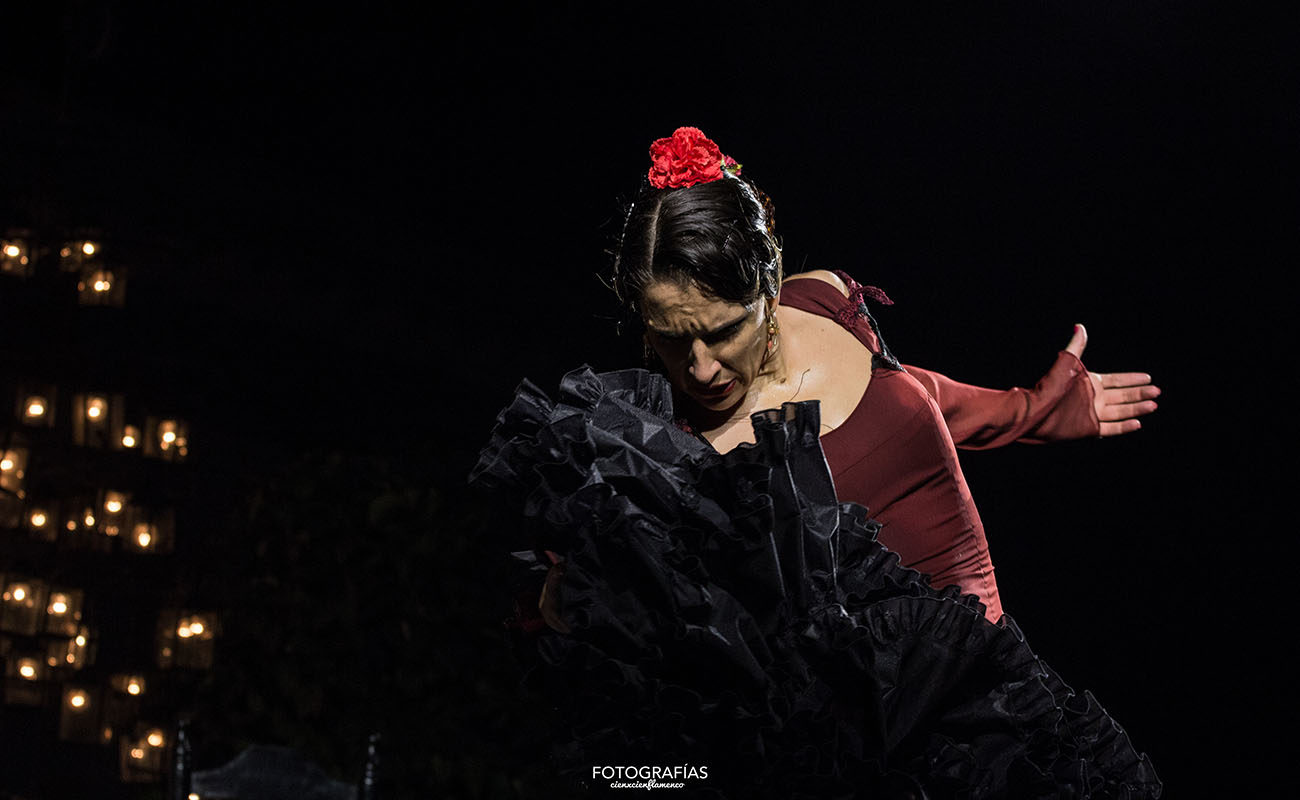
[0,445,27,493]
[77,265,127,307]
[119,722,168,782]
[119,424,141,450]
[1,577,48,635]
[1,232,32,277]
[131,521,157,552]
[49,625,94,670]
[72,392,124,448]
[43,587,84,637]
[157,610,217,669]
[110,673,146,697]
[0,444,25,528]
[58,684,104,743]
[3,653,50,705]
[127,508,174,554]
[144,417,189,462]
[97,490,130,540]
[27,502,57,542]
[59,238,102,272]
[104,672,146,730]
[58,493,104,550]
[15,384,56,428]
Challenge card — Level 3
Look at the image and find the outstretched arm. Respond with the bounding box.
[906,324,1159,449]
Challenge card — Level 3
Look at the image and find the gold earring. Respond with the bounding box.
[766,315,779,352]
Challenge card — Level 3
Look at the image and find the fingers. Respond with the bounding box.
[1097,371,1157,390]
[1099,419,1143,437]
[1100,384,1161,406]
[1097,399,1159,422]
[1064,323,1088,359]
[1095,381,1161,435]
[1077,338,1162,437]
[539,563,571,633]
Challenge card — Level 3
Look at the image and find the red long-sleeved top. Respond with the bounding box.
[782,274,1099,621]
[513,275,1099,632]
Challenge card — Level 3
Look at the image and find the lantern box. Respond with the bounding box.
[119,722,169,782]
[157,610,218,669]
[58,685,103,743]
[2,576,48,636]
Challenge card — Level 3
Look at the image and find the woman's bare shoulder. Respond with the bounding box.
[782,269,850,297]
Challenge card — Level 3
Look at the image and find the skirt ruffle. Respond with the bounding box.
[470,367,1161,799]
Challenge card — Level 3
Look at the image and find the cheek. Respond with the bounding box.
[736,329,768,365]
[717,338,763,378]
[649,341,685,368]
[649,343,693,384]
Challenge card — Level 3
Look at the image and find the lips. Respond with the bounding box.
[694,379,737,400]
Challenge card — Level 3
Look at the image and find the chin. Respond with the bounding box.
[693,397,733,412]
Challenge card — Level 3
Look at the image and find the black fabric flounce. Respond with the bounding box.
[470,367,1161,799]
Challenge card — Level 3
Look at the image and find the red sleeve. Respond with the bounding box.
[903,351,1101,449]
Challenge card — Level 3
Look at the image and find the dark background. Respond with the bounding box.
[1,2,1292,797]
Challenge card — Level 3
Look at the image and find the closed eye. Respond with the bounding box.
[701,320,744,345]
[648,314,748,345]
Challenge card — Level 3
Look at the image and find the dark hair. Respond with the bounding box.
[610,173,782,321]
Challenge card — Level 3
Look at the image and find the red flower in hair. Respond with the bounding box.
[647,127,740,189]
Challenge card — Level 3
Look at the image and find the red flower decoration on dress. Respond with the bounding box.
[648,127,741,189]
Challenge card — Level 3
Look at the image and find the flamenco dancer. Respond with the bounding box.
[472,127,1163,798]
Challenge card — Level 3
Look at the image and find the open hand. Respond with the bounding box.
[1065,324,1160,437]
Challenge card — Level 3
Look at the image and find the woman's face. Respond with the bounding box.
[641,279,775,412]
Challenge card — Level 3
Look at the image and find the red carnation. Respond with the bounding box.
[648,127,729,189]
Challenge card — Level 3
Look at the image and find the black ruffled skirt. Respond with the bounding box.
[470,367,1161,799]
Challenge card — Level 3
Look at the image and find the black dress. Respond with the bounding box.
[470,367,1161,799]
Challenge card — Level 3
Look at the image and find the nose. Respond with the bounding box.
[687,340,722,385]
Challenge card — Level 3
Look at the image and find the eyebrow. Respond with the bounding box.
[646,312,750,341]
